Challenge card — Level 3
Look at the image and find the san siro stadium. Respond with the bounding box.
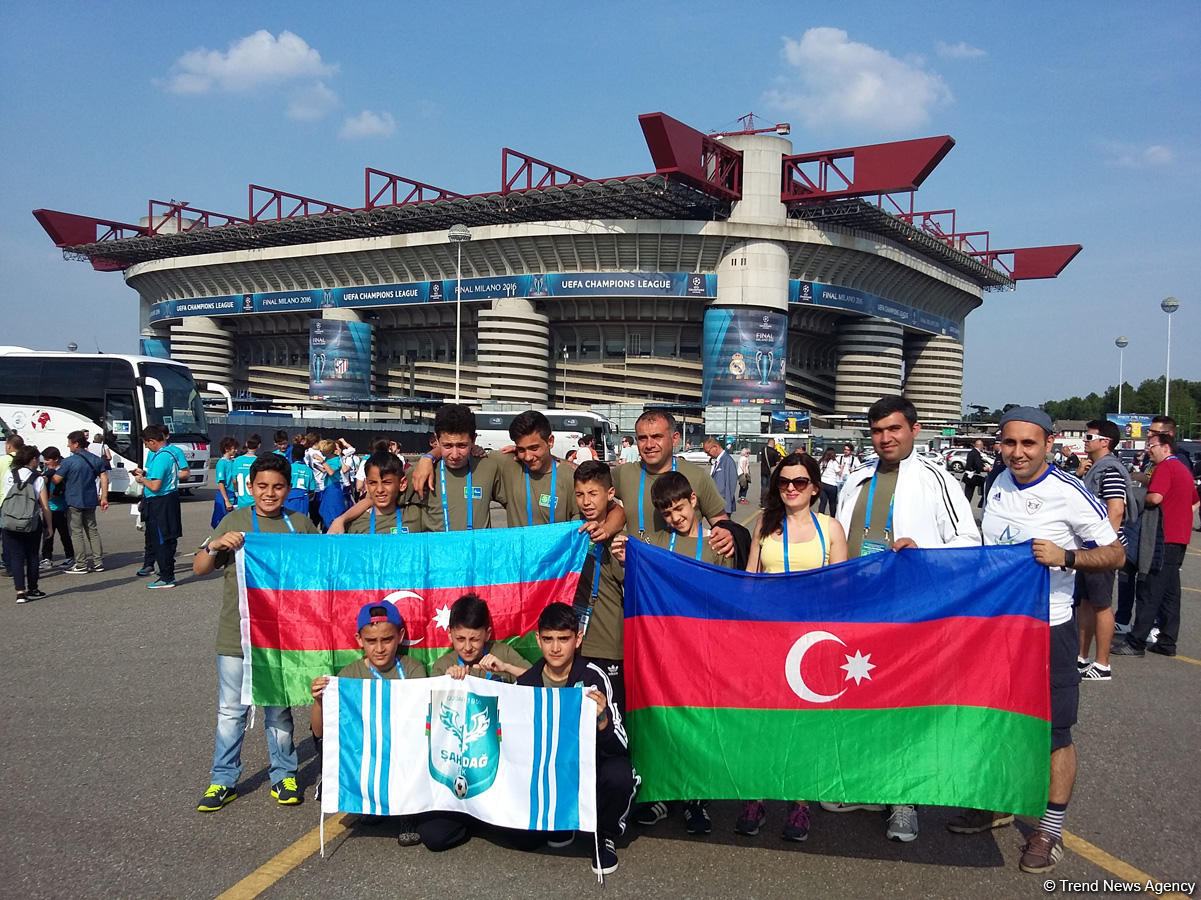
[35,112,1079,423]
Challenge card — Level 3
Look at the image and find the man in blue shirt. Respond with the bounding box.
[133,424,184,588]
[53,430,109,575]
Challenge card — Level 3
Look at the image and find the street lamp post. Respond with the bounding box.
[1160,297,1179,416]
[448,224,472,402]
[561,345,568,408]
[1115,336,1128,414]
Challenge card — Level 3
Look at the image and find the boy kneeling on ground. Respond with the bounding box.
[311,599,468,851]
[516,602,640,876]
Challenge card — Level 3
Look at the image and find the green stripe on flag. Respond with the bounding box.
[627,705,1050,818]
[248,633,545,706]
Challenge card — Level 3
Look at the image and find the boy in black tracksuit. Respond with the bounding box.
[516,602,639,876]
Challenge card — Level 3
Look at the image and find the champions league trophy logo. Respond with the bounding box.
[427,691,501,800]
[754,349,777,386]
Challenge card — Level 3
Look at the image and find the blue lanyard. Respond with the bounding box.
[251,508,296,533]
[367,659,404,680]
[591,542,604,599]
[369,507,375,534]
[782,512,825,573]
[526,459,558,525]
[668,521,704,559]
[863,468,895,538]
[638,458,677,537]
[440,460,473,532]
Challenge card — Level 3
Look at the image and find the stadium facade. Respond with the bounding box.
[34,113,1080,423]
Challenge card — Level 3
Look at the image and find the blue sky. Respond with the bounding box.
[2,0,1197,410]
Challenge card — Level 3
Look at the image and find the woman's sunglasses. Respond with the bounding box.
[778,477,812,490]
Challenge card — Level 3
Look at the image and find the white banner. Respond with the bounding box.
[321,675,597,833]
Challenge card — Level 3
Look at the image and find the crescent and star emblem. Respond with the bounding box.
[380,590,428,645]
[784,631,876,704]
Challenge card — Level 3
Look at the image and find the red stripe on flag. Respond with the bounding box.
[626,614,1049,720]
[246,574,579,652]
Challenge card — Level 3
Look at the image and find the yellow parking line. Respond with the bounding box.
[215,813,351,899]
[1182,586,1201,594]
[1060,828,1191,898]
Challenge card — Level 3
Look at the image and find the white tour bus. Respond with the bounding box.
[474,409,617,462]
[0,349,211,492]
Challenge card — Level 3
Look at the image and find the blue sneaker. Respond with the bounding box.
[147,580,176,590]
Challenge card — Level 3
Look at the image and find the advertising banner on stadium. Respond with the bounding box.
[147,273,720,323]
[309,319,372,400]
[1106,413,1154,440]
[790,281,962,341]
[769,410,811,433]
[702,307,786,406]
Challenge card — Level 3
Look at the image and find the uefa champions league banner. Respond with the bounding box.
[320,675,597,833]
[701,307,787,405]
[309,319,372,400]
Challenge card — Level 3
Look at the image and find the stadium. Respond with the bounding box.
[34,112,1079,424]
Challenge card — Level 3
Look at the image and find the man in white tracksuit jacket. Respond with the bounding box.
[832,395,981,843]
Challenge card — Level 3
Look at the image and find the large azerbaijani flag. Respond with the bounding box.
[236,522,590,706]
[623,541,1052,817]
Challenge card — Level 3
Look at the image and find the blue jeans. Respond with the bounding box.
[210,654,297,787]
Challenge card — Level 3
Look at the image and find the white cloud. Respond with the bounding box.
[936,40,986,60]
[765,27,952,133]
[287,81,339,120]
[1103,141,1176,168]
[340,110,396,140]
[165,30,336,94]
[1142,145,1174,166]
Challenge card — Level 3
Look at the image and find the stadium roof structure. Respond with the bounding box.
[33,112,1080,290]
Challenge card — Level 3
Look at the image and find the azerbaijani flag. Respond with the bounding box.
[236,522,590,706]
[624,541,1052,816]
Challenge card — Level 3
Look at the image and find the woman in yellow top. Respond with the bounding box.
[738,452,848,843]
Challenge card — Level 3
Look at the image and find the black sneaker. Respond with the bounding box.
[591,836,618,875]
[25,589,47,600]
[1147,642,1176,657]
[684,801,711,834]
[634,801,669,826]
[396,817,422,846]
[546,830,575,848]
[197,784,237,812]
[15,592,28,604]
[271,777,302,805]
[1110,640,1144,657]
[91,563,105,572]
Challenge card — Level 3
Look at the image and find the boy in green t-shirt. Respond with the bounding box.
[309,600,465,850]
[570,461,627,713]
[192,453,319,813]
[430,593,531,683]
[344,452,419,534]
[612,469,732,836]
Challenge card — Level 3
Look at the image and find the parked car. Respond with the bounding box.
[916,450,945,466]
[676,448,711,466]
[944,448,994,474]
[1116,449,1141,472]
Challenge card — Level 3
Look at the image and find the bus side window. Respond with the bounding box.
[105,392,137,460]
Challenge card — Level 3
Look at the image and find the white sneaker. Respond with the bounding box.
[1149,627,1160,644]
[38,559,52,570]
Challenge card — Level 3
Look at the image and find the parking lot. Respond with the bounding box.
[1,485,1197,899]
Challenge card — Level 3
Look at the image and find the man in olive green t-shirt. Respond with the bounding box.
[192,454,318,814]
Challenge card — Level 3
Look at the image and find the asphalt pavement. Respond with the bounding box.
[1,480,1197,900]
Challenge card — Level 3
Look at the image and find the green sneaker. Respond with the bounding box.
[271,777,302,805]
[197,784,237,812]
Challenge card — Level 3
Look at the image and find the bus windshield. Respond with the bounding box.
[140,362,208,441]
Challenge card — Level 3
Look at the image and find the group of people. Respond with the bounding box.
[1,430,111,601]
[177,395,1201,879]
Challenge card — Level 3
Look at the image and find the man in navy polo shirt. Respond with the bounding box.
[53,430,109,575]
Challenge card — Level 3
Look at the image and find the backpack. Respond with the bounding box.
[1,470,41,533]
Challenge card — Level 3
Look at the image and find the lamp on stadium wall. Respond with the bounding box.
[561,345,569,408]
[448,223,472,401]
[1160,297,1178,416]
[1114,336,1128,414]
